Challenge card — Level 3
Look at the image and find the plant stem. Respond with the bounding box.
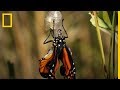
[111,11,116,79]
[108,37,112,79]
[93,11,108,78]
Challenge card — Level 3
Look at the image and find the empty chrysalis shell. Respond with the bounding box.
[45,11,62,30]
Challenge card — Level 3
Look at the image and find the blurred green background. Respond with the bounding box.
[0,11,118,79]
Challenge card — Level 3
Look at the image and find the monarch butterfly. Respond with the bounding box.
[39,18,76,79]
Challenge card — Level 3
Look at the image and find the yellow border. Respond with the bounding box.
[118,11,120,79]
[2,13,12,28]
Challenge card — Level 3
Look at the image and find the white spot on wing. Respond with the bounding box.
[50,69,53,73]
[49,74,51,77]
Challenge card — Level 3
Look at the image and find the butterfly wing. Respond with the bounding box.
[60,46,76,79]
[39,48,59,79]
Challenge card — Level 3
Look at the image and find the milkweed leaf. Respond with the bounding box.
[103,11,112,29]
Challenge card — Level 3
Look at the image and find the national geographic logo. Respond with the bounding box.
[1,13,13,28]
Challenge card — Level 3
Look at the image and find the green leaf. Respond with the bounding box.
[103,11,112,29]
[97,11,103,19]
[89,12,109,29]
